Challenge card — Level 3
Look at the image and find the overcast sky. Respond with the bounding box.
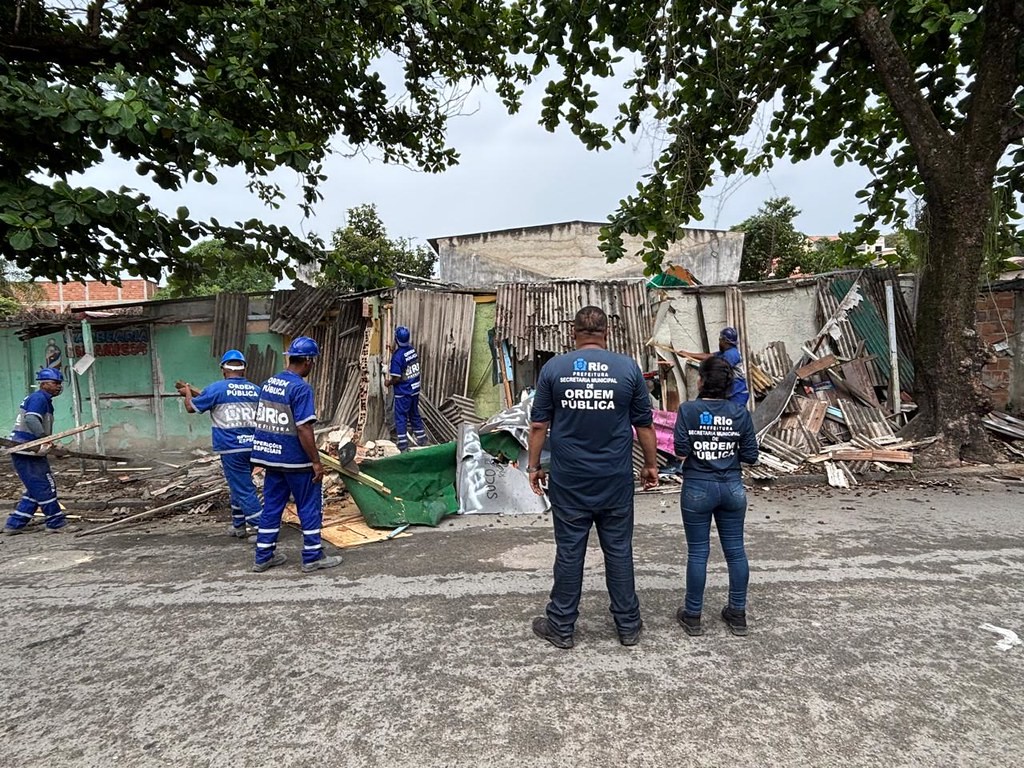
[82,79,878,254]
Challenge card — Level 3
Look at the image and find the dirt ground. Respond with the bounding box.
[0,473,1022,767]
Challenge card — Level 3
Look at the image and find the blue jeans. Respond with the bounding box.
[681,477,749,615]
[220,452,262,528]
[6,455,66,530]
[546,503,641,637]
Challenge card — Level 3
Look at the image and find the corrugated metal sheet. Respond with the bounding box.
[839,400,897,443]
[861,267,916,387]
[210,292,249,357]
[306,300,366,424]
[826,274,915,388]
[270,283,340,335]
[393,288,477,403]
[494,279,652,364]
[751,341,792,380]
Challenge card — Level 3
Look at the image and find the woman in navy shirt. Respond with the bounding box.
[673,356,759,636]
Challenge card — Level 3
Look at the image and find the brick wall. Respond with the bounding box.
[976,291,1016,409]
[35,279,159,311]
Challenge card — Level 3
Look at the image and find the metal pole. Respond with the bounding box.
[81,320,104,456]
[885,281,901,416]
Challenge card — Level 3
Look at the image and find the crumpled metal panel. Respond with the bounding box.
[494,279,652,364]
[270,283,341,335]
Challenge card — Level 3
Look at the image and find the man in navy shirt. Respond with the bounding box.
[680,326,749,406]
[527,306,659,648]
[3,368,76,535]
[178,349,262,538]
[385,325,428,452]
[250,337,342,574]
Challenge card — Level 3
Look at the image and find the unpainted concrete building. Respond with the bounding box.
[430,220,744,287]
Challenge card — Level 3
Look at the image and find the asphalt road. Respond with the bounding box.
[1,476,1022,767]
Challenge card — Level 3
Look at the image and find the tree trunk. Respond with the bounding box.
[905,171,998,465]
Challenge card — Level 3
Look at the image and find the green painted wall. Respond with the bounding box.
[467,301,504,419]
[3,322,281,453]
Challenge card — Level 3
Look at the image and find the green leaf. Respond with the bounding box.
[8,230,33,251]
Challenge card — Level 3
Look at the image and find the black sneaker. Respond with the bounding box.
[676,607,703,636]
[618,620,644,647]
[721,605,749,636]
[532,616,574,649]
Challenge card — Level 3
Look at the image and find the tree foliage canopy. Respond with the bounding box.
[732,197,808,281]
[157,239,276,298]
[521,0,1024,268]
[318,204,436,293]
[1,1,524,282]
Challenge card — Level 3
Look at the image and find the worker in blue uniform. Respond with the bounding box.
[680,327,750,406]
[385,325,428,451]
[178,349,263,538]
[3,368,77,535]
[250,336,342,574]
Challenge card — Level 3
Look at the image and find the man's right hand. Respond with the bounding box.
[311,462,324,484]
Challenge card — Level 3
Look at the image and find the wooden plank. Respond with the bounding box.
[0,437,131,463]
[0,422,100,456]
[796,354,838,380]
[319,452,392,496]
[284,503,412,548]
[808,449,913,464]
[839,358,880,407]
[75,489,222,537]
[795,398,828,433]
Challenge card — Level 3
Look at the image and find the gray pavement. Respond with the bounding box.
[1,476,1022,767]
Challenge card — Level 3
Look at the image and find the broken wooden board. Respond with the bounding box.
[808,449,913,464]
[283,503,412,548]
[796,354,838,380]
[0,422,100,456]
[794,397,828,433]
[824,460,856,488]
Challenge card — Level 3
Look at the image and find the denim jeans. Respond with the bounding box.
[546,503,641,637]
[680,476,749,615]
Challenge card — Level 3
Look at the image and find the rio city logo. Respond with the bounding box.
[699,411,713,426]
[573,358,587,372]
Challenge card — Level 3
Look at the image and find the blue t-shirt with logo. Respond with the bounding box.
[390,344,422,398]
[250,371,317,471]
[715,346,749,403]
[10,390,54,443]
[532,348,653,509]
[673,398,759,481]
[190,378,261,454]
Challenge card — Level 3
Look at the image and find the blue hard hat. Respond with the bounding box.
[220,349,246,367]
[395,326,411,346]
[720,327,739,345]
[286,336,320,358]
[36,367,63,383]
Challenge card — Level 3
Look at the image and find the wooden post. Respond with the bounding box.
[885,281,901,417]
[81,321,104,457]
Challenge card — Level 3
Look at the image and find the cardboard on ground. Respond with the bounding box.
[283,502,412,548]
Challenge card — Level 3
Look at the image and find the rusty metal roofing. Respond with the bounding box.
[494,279,652,363]
[269,283,341,335]
[306,299,367,423]
[393,288,478,403]
[210,293,249,358]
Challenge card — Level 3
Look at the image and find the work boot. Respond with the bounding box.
[721,605,749,636]
[618,620,644,647]
[2,526,26,536]
[531,616,574,649]
[227,525,250,539]
[300,554,343,573]
[252,553,287,573]
[44,524,81,534]
[676,606,703,636]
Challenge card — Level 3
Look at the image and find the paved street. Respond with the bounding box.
[1,476,1022,767]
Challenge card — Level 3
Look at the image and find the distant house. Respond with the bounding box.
[429,220,744,288]
[34,278,159,311]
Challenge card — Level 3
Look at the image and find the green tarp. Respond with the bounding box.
[342,432,523,528]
